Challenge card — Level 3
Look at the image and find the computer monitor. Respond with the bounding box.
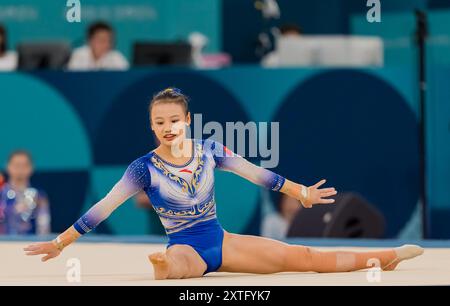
[133,42,192,67]
[17,42,71,70]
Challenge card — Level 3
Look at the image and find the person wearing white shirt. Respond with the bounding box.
[0,25,18,71]
[68,21,129,71]
[261,193,301,240]
[261,23,302,68]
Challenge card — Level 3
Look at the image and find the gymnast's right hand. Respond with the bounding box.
[23,241,61,262]
[300,179,337,208]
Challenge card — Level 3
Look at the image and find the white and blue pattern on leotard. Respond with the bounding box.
[73,139,285,236]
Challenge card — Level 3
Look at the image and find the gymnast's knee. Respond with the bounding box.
[282,245,314,271]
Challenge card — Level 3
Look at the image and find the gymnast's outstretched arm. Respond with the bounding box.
[209,140,337,207]
[23,158,150,261]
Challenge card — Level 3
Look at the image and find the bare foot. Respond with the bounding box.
[149,252,171,280]
[383,245,424,271]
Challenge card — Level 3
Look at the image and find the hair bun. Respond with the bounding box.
[163,87,182,95]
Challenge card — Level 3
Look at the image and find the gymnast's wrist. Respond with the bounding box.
[52,227,80,251]
[299,184,309,206]
[52,236,65,251]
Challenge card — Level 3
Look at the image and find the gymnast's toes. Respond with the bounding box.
[148,252,171,280]
[383,245,424,271]
[149,252,167,263]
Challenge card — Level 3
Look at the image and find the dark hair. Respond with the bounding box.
[148,88,190,121]
[0,24,6,54]
[87,21,113,40]
[279,23,303,35]
[7,150,33,164]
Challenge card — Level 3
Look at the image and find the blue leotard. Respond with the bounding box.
[72,139,285,274]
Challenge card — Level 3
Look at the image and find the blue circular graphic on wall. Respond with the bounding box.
[272,70,419,237]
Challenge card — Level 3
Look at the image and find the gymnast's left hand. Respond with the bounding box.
[300,179,337,208]
[23,241,61,262]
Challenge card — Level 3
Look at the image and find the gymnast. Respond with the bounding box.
[24,88,423,279]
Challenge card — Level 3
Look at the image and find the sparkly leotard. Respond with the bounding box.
[73,139,285,274]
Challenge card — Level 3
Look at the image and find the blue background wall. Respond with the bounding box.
[0,0,221,60]
[1,67,448,238]
[223,0,450,63]
[352,9,450,67]
[2,0,450,66]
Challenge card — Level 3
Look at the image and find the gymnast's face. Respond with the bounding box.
[150,101,191,147]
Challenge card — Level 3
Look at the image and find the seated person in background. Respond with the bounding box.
[261,193,300,240]
[261,23,302,67]
[0,171,5,190]
[0,24,18,71]
[0,151,50,235]
[68,21,129,71]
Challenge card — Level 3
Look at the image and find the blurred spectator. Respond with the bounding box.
[0,151,50,235]
[0,24,18,71]
[277,23,303,36]
[0,172,5,190]
[261,193,301,240]
[68,21,129,71]
[261,23,303,67]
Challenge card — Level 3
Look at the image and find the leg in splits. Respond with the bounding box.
[218,232,423,274]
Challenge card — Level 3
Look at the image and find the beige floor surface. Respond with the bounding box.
[1,241,449,286]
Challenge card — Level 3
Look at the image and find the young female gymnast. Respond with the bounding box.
[24,88,423,280]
